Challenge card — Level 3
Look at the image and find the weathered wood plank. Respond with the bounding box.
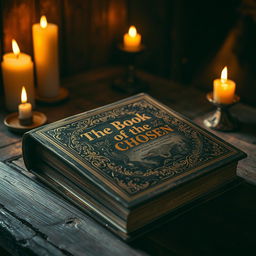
[0,162,142,256]
[62,66,125,87]
[136,70,213,118]
[230,103,256,145]
[0,141,22,162]
[141,182,256,255]
[194,106,256,184]
[8,155,256,256]
[0,67,256,255]
[0,207,36,250]
[0,208,65,256]
[0,121,20,148]
[10,156,182,256]
[0,0,3,94]
[8,156,36,179]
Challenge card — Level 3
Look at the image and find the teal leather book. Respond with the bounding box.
[22,93,246,240]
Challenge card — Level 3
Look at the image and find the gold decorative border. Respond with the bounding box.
[36,94,238,202]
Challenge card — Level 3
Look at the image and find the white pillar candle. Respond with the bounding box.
[213,66,236,104]
[18,86,32,119]
[32,15,60,98]
[1,40,35,111]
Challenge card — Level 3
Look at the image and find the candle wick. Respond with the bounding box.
[15,53,19,59]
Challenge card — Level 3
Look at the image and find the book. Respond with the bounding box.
[22,93,246,240]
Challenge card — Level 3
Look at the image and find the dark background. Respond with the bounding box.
[0,0,255,106]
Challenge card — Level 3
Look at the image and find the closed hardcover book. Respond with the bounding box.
[22,93,246,240]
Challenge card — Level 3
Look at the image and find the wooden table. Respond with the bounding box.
[0,67,256,256]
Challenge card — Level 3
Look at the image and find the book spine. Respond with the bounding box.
[22,131,130,220]
[22,132,38,173]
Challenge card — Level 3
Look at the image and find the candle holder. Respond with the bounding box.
[19,116,33,126]
[36,87,69,105]
[112,44,149,94]
[4,111,47,134]
[203,92,240,131]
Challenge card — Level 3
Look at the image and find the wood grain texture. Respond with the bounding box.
[0,123,20,149]
[0,67,256,255]
[2,0,36,54]
[0,208,65,256]
[0,0,3,95]
[0,0,128,80]
[0,142,22,162]
[89,0,110,67]
[62,0,91,75]
[194,106,256,185]
[62,0,127,76]
[0,162,142,256]
[36,0,62,24]
[1,0,256,107]
[127,0,172,77]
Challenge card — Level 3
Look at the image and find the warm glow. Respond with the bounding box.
[40,15,47,28]
[21,86,27,104]
[221,66,228,80]
[128,26,137,38]
[12,39,20,57]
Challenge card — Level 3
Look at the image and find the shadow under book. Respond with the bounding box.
[22,93,246,240]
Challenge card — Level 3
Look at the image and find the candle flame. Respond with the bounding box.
[12,39,20,57]
[40,15,47,28]
[221,66,228,80]
[21,86,27,104]
[128,26,137,38]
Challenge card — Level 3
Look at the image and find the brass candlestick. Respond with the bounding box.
[204,92,240,131]
[4,111,47,134]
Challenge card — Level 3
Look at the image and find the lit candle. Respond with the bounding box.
[32,15,60,98]
[123,26,141,52]
[213,66,236,104]
[18,86,33,125]
[1,39,35,111]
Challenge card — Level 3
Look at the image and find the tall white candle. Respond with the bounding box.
[32,15,60,98]
[1,40,35,111]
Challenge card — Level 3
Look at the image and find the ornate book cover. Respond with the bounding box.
[23,93,246,210]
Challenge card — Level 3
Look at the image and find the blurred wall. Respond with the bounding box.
[1,0,254,105]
